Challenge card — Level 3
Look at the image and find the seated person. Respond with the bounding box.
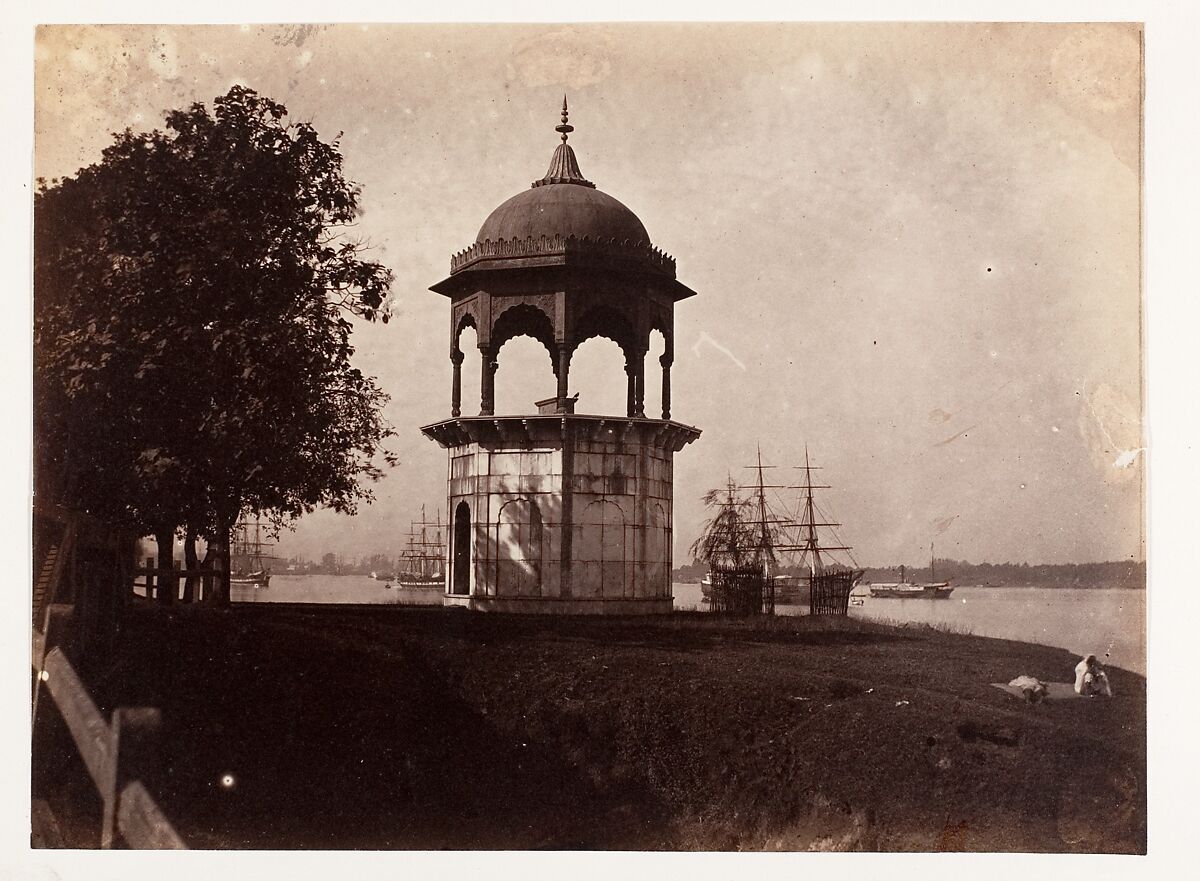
[1074,654,1113,697]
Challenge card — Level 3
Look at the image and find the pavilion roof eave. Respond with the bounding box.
[429,269,697,301]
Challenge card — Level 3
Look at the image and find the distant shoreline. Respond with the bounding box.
[672,560,1146,592]
[670,578,1145,590]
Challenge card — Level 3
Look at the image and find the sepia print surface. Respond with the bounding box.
[30,21,1144,854]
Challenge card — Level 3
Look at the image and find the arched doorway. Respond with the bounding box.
[452,501,471,595]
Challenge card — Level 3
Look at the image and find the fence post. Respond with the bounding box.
[105,707,163,848]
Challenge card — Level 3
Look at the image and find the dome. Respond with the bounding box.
[476,182,650,245]
[474,100,650,245]
[437,100,689,295]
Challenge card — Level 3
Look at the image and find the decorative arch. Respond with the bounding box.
[571,305,641,416]
[571,305,637,359]
[493,497,544,596]
[453,309,479,347]
[489,305,557,414]
[566,336,627,416]
[646,303,673,342]
[491,303,557,364]
[576,498,628,598]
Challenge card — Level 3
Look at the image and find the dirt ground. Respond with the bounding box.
[33,604,1146,852]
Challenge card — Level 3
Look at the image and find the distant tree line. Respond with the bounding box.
[858,559,1146,590]
[673,559,1146,589]
[279,553,402,577]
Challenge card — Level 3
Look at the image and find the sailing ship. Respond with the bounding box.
[778,448,865,615]
[395,506,446,591]
[697,447,863,615]
[867,543,954,599]
[230,519,277,589]
[695,473,775,614]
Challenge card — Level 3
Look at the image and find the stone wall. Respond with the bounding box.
[444,428,674,605]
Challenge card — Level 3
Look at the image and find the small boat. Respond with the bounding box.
[868,582,953,599]
[868,545,954,599]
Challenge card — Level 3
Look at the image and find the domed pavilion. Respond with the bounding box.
[421,100,701,613]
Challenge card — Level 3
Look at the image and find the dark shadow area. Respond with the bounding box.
[66,608,670,849]
[35,604,1145,852]
[285,603,917,654]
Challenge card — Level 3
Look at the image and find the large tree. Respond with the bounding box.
[35,86,395,604]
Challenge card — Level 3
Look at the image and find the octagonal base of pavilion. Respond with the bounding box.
[421,413,701,614]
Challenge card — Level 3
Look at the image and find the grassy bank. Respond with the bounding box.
[34,605,1146,852]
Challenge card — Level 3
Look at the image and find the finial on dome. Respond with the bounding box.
[532,96,595,188]
[555,95,574,143]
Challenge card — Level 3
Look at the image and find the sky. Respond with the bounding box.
[33,22,1145,567]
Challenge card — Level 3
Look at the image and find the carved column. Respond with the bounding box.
[480,347,498,416]
[625,361,637,418]
[450,348,464,417]
[634,353,646,418]
[556,344,571,413]
[660,352,673,420]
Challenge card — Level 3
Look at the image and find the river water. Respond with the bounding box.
[233,576,1146,675]
[676,583,1145,674]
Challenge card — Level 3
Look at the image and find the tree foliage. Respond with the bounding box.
[690,484,760,570]
[34,86,396,562]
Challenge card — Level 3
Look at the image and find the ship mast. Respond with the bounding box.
[783,446,851,577]
[401,505,446,579]
[753,445,774,576]
[232,517,275,572]
[420,505,429,578]
[722,475,746,569]
[801,446,822,577]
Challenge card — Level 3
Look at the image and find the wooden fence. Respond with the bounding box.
[707,567,775,615]
[32,606,186,849]
[32,507,187,849]
[132,559,223,603]
[809,570,857,617]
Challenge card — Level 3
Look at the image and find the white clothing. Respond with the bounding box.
[1074,658,1113,696]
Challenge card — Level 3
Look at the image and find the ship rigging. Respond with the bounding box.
[695,446,863,615]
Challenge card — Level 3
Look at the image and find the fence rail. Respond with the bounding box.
[35,641,186,849]
[131,560,224,605]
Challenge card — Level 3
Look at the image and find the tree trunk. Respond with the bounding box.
[207,515,234,608]
[182,529,199,603]
[200,543,216,604]
[154,528,177,606]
